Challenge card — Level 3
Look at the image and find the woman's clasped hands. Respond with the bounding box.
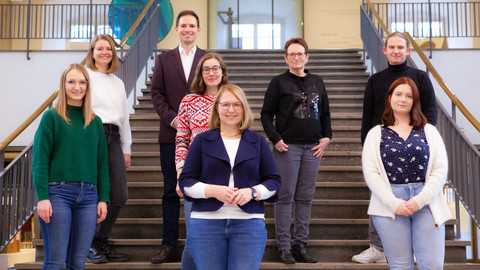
[395,198,420,216]
[205,185,259,206]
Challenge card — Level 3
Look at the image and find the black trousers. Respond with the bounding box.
[160,143,180,248]
[95,124,128,238]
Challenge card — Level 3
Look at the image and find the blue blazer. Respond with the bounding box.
[179,129,281,214]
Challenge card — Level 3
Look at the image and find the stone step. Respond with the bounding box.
[14,262,480,270]
[224,65,367,73]
[29,238,469,264]
[130,112,362,131]
[107,217,372,239]
[136,94,364,106]
[140,86,366,96]
[126,181,369,200]
[131,138,362,154]
[126,165,364,182]
[132,102,363,115]
[227,72,369,80]
[118,199,369,220]
[145,78,368,89]
[130,147,362,167]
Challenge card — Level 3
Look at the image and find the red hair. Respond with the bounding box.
[382,77,427,129]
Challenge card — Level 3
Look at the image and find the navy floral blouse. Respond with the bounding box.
[380,125,430,184]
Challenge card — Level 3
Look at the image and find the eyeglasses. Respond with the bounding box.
[286,52,306,59]
[219,102,242,111]
[66,80,88,87]
[202,65,222,74]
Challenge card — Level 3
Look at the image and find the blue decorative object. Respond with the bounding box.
[109,0,173,45]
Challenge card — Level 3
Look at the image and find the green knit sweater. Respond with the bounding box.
[32,106,110,202]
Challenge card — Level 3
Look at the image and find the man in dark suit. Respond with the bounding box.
[150,10,206,264]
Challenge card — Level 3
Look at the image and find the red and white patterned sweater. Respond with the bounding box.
[175,94,215,170]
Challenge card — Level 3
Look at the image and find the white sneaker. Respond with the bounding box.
[352,245,387,264]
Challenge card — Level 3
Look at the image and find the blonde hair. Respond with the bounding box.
[86,34,119,74]
[208,84,254,131]
[55,64,96,128]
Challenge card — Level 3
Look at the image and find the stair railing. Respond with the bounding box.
[0,0,159,252]
[362,0,480,262]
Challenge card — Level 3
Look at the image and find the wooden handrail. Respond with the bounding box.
[405,32,480,133]
[0,1,157,153]
[0,57,85,153]
[364,0,480,133]
[119,0,155,47]
[364,0,390,37]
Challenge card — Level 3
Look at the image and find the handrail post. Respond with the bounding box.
[428,0,432,59]
[26,0,31,60]
[452,102,457,122]
[0,150,4,171]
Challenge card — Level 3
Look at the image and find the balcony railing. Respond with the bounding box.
[371,1,480,38]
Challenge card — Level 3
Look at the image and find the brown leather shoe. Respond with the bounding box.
[151,247,179,264]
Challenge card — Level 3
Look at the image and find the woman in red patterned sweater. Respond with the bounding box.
[174,52,229,269]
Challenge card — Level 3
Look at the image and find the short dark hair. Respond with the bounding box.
[176,10,200,28]
[382,77,426,129]
[284,38,309,54]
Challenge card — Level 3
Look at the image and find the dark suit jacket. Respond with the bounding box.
[179,129,281,214]
[151,46,206,143]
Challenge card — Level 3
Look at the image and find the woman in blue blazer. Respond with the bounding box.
[179,84,281,270]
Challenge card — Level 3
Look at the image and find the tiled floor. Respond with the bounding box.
[0,248,35,269]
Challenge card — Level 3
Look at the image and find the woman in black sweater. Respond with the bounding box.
[261,38,332,264]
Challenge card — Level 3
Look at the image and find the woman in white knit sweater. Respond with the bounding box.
[362,77,451,270]
[85,34,131,263]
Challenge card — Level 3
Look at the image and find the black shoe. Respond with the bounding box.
[292,242,317,263]
[86,238,108,264]
[100,238,127,262]
[278,249,295,264]
[151,247,179,264]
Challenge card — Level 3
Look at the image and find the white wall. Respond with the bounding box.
[1,51,85,147]
[410,50,480,145]
[0,51,151,147]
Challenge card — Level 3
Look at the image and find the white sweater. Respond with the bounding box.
[88,68,132,155]
[362,124,452,227]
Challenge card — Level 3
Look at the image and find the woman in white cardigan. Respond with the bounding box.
[362,77,451,270]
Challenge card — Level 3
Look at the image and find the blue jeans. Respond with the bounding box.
[182,200,196,270]
[39,182,98,270]
[273,143,321,249]
[372,183,445,270]
[188,218,267,270]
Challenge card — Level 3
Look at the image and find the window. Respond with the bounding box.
[69,24,119,43]
[232,23,281,49]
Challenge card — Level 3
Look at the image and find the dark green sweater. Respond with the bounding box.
[32,106,110,202]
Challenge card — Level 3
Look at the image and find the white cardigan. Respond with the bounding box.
[362,124,452,227]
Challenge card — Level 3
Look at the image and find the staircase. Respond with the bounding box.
[14,49,478,269]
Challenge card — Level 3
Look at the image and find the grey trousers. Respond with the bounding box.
[273,143,321,250]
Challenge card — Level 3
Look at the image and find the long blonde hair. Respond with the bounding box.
[55,64,96,128]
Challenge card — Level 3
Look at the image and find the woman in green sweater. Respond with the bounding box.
[32,63,110,270]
